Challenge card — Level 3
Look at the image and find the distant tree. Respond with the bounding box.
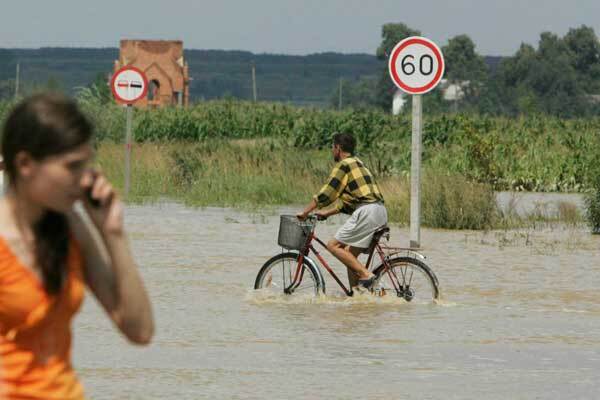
[493,29,600,117]
[329,76,378,110]
[0,50,17,99]
[375,23,421,111]
[89,73,112,104]
[443,35,487,83]
[375,23,421,61]
[442,34,488,110]
[563,25,600,93]
[0,79,15,100]
[45,76,65,93]
[0,50,15,81]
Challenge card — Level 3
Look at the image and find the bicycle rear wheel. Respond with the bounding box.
[254,252,323,296]
[372,256,440,302]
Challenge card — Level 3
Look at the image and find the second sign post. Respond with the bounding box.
[110,66,148,197]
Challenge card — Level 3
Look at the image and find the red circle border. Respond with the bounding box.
[110,66,149,104]
[388,37,445,95]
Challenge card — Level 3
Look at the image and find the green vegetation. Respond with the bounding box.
[95,139,587,230]
[95,140,498,230]
[1,23,598,117]
[348,23,600,117]
[0,48,380,107]
[72,98,600,194]
[584,171,600,234]
[0,92,591,229]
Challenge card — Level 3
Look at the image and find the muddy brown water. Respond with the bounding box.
[73,203,600,399]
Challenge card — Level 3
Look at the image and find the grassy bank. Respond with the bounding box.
[95,140,583,230]
[71,98,600,193]
[3,97,599,194]
[0,96,591,229]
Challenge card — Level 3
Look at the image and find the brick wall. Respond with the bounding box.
[114,40,189,107]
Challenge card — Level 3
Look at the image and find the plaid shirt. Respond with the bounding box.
[313,156,384,214]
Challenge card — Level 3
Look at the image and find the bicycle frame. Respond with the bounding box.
[284,222,392,296]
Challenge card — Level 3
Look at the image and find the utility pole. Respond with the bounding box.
[14,63,20,100]
[338,77,343,110]
[252,61,257,102]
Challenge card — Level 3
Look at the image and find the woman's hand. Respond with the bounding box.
[82,171,124,235]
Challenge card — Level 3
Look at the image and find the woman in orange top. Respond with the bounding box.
[0,93,154,399]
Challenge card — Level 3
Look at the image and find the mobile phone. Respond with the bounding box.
[85,172,101,208]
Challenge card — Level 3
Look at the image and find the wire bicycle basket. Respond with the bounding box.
[277,215,314,250]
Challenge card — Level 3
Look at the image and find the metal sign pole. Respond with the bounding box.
[111,66,147,199]
[410,94,422,248]
[124,104,133,197]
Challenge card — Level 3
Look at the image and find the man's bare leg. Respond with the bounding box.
[346,245,363,287]
[327,239,373,281]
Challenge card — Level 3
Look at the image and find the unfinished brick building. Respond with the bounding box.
[114,40,190,107]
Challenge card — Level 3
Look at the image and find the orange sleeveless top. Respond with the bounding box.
[0,236,85,399]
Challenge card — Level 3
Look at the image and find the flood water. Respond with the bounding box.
[73,203,600,399]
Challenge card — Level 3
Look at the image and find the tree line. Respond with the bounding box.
[0,23,598,117]
[336,23,600,117]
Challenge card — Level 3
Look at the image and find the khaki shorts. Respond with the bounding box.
[334,202,388,248]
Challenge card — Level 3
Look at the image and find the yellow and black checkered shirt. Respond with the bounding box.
[313,156,384,214]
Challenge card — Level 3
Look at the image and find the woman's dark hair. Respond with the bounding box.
[332,132,356,155]
[1,93,93,294]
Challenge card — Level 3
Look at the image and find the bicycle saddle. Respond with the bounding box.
[363,225,390,254]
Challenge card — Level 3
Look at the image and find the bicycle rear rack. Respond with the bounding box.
[379,246,426,261]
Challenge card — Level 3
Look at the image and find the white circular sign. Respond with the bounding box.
[111,66,148,104]
[388,36,445,95]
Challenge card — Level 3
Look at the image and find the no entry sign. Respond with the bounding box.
[111,66,148,104]
[388,36,444,95]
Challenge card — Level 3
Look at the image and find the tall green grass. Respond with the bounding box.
[74,98,600,194]
[4,96,599,194]
[0,96,594,229]
[584,171,600,234]
[96,140,499,229]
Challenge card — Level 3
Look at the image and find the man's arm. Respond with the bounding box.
[298,162,348,220]
[314,163,348,207]
[315,207,340,219]
[297,198,317,220]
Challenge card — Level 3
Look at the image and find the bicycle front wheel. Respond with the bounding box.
[254,252,323,296]
[372,256,440,302]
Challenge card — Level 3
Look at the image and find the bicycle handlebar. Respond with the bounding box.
[298,214,327,223]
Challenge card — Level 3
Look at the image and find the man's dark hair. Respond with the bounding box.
[332,133,356,155]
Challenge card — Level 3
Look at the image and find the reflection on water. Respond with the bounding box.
[248,288,414,305]
[73,203,600,399]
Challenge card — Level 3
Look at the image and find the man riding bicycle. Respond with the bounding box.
[297,133,388,290]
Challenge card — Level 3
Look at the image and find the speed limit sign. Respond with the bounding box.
[388,36,445,95]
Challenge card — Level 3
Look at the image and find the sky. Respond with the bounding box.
[0,0,599,56]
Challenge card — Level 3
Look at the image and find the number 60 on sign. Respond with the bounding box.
[388,36,445,95]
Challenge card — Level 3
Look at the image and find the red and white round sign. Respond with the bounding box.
[110,66,148,104]
[388,36,445,95]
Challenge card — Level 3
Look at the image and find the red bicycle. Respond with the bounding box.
[254,215,440,301]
